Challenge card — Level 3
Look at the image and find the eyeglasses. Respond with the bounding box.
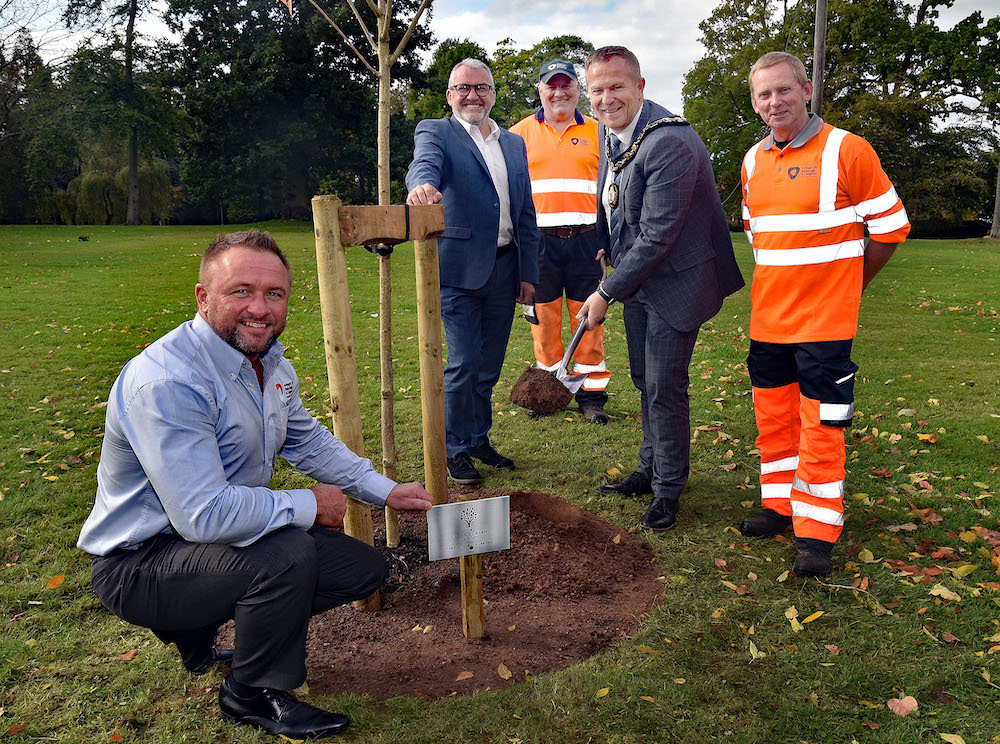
[449,83,494,96]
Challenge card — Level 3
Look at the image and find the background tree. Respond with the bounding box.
[63,0,156,224]
[683,0,999,234]
[0,30,40,221]
[22,40,178,224]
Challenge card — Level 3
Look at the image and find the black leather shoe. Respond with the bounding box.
[219,678,350,738]
[468,443,515,470]
[739,510,792,538]
[184,647,234,674]
[641,498,678,531]
[580,403,609,425]
[793,548,832,578]
[446,452,482,484]
[597,471,652,498]
[527,409,550,419]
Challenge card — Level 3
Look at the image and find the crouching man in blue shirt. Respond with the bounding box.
[78,229,433,739]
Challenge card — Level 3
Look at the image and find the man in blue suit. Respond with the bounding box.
[579,46,744,530]
[406,58,540,486]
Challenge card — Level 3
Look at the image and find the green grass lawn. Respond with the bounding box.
[1,223,998,743]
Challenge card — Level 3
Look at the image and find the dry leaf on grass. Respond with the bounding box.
[115,649,138,661]
[595,687,609,699]
[887,696,918,716]
[939,734,966,744]
[929,584,961,602]
[45,575,65,589]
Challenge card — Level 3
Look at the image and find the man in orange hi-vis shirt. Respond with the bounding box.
[738,51,910,577]
[510,59,611,426]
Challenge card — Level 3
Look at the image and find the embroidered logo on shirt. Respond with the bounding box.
[274,382,293,404]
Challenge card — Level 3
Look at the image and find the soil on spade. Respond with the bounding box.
[299,490,662,700]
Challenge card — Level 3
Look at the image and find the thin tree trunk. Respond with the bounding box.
[991,148,1000,239]
[376,0,400,546]
[124,0,139,225]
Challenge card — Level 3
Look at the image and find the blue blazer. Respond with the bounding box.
[406,116,540,291]
[597,100,744,332]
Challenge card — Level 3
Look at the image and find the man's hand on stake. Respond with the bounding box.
[406,183,442,206]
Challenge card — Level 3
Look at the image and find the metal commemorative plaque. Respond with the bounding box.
[426,495,510,562]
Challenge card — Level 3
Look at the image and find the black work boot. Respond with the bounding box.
[739,509,792,537]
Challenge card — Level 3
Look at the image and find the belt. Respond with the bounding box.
[541,225,595,239]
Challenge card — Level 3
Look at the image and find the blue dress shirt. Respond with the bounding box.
[78,314,395,555]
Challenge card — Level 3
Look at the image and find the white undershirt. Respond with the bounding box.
[455,116,514,247]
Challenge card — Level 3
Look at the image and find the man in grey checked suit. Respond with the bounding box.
[578,46,744,530]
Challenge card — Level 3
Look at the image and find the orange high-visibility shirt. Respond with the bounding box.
[741,116,910,343]
[510,109,599,228]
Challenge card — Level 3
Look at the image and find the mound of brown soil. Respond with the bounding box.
[302,490,662,700]
[508,367,573,413]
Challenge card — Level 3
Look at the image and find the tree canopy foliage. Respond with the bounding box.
[683,0,999,233]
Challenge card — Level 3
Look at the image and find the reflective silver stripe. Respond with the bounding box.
[573,361,607,374]
[748,205,860,234]
[761,482,792,500]
[530,177,598,195]
[834,372,855,385]
[791,501,845,526]
[753,238,865,266]
[761,455,799,475]
[745,230,754,245]
[743,142,761,183]
[536,361,560,372]
[742,205,752,220]
[581,376,610,391]
[818,128,848,212]
[866,207,909,235]
[792,476,844,499]
[854,185,899,218]
[820,402,854,421]
[536,212,598,227]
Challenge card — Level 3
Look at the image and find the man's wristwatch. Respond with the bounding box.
[596,285,614,303]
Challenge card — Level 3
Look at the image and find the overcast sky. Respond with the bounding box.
[425,0,999,116]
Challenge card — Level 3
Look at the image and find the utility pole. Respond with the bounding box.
[811,0,828,115]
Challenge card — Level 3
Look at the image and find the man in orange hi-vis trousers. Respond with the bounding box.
[738,52,910,577]
[510,59,611,425]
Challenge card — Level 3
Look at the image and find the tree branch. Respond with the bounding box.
[307,0,376,74]
[389,0,430,66]
[344,0,376,53]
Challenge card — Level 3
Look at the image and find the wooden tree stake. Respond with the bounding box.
[311,194,380,612]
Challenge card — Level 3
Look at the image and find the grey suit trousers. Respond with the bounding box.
[623,293,699,503]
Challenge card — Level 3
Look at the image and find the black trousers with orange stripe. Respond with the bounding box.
[530,228,609,405]
[747,340,858,551]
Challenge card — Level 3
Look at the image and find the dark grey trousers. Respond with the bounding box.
[623,294,700,504]
[90,526,388,690]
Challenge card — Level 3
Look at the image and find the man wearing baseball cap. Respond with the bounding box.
[510,58,611,425]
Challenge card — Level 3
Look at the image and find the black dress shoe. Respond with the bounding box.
[219,678,350,738]
[446,452,482,484]
[641,498,678,531]
[184,646,234,674]
[739,509,792,538]
[467,443,515,470]
[793,548,832,578]
[597,471,652,498]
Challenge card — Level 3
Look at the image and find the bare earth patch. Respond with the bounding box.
[301,490,662,700]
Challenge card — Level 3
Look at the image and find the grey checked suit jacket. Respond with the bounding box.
[597,100,744,331]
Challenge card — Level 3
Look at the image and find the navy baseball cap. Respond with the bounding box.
[538,59,577,83]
